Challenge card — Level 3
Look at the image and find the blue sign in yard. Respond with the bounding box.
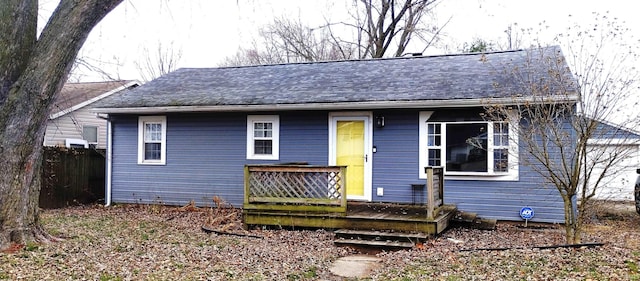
[520,207,535,220]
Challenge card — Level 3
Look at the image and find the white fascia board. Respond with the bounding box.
[91,94,579,114]
[49,80,141,120]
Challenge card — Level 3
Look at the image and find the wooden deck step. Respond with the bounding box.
[335,229,428,240]
[334,229,428,249]
[334,238,415,249]
[452,211,497,230]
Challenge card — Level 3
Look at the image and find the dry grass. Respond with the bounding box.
[0,201,639,280]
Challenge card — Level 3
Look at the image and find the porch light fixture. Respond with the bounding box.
[376,115,385,128]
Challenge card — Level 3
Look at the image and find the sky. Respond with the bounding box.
[39,0,639,84]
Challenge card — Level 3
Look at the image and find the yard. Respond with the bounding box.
[1,201,639,280]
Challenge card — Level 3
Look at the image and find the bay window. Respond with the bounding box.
[419,111,518,180]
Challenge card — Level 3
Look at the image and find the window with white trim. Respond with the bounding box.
[426,123,442,166]
[138,116,166,165]
[419,111,518,180]
[493,122,510,172]
[247,115,279,160]
[82,125,98,145]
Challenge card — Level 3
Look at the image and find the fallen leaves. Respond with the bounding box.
[202,196,251,237]
[1,243,24,254]
[0,201,638,280]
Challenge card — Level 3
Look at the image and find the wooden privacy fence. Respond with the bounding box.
[244,164,347,213]
[40,147,105,208]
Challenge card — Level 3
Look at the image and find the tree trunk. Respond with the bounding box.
[0,0,123,250]
[562,194,581,244]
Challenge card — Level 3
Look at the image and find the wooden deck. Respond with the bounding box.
[244,202,457,235]
[243,165,454,236]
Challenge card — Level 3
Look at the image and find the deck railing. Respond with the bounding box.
[425,166,444,219]
[244,164,347,213]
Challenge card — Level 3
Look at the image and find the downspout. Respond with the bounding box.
[105,117,112,206]
[97,113,113,206]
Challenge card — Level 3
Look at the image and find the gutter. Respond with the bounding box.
[92,94,579,114]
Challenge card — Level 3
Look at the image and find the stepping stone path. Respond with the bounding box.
[329,255,382,278]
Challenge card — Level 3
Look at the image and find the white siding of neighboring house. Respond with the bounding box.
[44,106,106,149]
[588,143,640,201]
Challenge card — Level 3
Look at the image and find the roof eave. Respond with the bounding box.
[49,80,141,120]
[92,94,579,115]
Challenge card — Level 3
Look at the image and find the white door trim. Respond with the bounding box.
[328,112,373,201]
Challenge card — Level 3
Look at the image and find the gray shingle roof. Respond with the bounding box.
[93,46,577,113]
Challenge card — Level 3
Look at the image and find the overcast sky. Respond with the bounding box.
[40,0,638,83]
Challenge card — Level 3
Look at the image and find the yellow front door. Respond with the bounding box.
[336,120,366,197]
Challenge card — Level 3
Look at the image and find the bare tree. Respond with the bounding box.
[220,17,356,67]
[221,0,443,66]
[485,14,639,243]
[67,56,122,82]
[135,41,183,82]
[264,17,356,62]
[349,0,441,58]
[0,0,123,250]
[499,23,523,51]
[219,47,284,67]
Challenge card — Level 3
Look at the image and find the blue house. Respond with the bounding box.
[93,46,577,223]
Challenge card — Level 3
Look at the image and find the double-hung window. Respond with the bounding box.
[419,111,518,180]
[247,115,279,160]
[138,116,166,165]
[426,123,442,166]
[493,122,510,172]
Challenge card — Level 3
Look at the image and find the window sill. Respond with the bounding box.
[247,155,279,161]
[445,172,518,181]
[138,161,166,166]
[419,172,518,181]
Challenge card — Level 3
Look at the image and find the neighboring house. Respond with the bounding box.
[587,120,640,201]
[44,80,140,149]
[93,46,578,223]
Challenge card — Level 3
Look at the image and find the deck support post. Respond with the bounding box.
[425,166,444,220]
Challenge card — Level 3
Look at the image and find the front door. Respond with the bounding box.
[329,113,372,201]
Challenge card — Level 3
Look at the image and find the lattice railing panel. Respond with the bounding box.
[245,165,346,206]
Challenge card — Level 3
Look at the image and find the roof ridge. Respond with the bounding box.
[179,47,559,72]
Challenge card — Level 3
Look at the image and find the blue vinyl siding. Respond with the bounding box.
[272,112,328,164]
[110,112,329,207]
[371,110,421,203]
[369,110,565,223]
[110,109,568,223]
